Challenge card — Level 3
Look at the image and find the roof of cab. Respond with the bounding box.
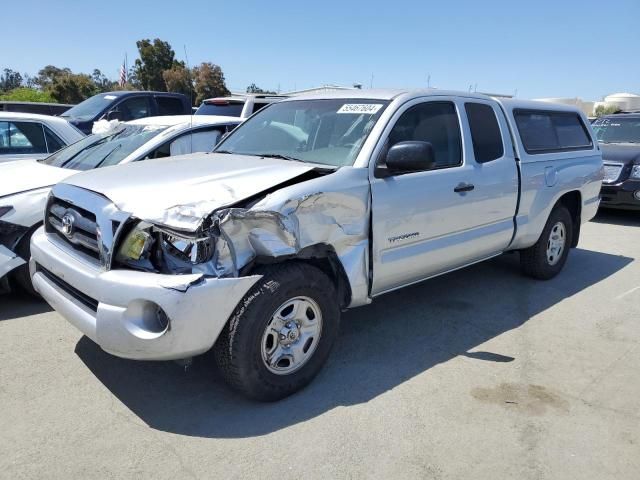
[0,111,77,124]
[95,90,186,97]
[281,88,494,102]
[496,98,585,113]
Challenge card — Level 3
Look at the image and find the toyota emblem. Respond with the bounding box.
[61,213,75,237]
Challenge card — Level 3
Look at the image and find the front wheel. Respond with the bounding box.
[214,262,340,401]
[520,205,573,280]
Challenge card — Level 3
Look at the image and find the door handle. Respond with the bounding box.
[454,183,475,193]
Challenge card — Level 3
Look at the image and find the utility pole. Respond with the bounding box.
[427,74,431,88]
[370,73,374,89]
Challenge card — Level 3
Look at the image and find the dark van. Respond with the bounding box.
[60,91,191,134]
[592,113,640,210]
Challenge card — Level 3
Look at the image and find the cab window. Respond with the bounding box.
[156,96,185,115]
[465,103,504,163]
[386,102,462,168]
[116,97,150,121]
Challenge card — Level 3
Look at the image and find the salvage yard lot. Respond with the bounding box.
[1,210,638,479]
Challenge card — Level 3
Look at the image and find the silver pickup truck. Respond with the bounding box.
[29,90,603,401]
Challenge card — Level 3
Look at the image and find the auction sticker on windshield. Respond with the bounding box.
[337,104,383,114]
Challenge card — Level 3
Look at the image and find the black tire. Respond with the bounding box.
[214,262,340,401]
[12,229,40,298]
[520,205,573,280]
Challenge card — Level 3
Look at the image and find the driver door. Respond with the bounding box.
[369,97,517,295]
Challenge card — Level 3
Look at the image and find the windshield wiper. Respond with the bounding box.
[93,144,123,168]
[214,150,234,154]
[256,153,304,162]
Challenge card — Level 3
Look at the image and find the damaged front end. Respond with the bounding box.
[112,167,373,307]
[0,220,30,289]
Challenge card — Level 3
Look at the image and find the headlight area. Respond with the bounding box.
[631,165,640,180]
[114,221,217,275]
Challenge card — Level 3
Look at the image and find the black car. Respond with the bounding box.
[593,113,640,210]
[59,91,191,134]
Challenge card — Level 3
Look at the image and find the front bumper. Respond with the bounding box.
[30,227,261,361]
[0,244,25,280]
[600,180,640,210]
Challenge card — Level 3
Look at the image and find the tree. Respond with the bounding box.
[49,73,96,104]
[192,62,229,104]
[92,69,116,93]
[162,63,192,98]
[594,104,622,117]
[0,69,23,92]
[22,74,37,89]
[246,83,276,94]
[132,38,176,91]
[35,65,71,89]
[0,87,54,103]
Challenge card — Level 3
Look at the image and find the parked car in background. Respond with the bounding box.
[195,93,288,118]
[60,91,192,134]
[29,90,602,401]
[0,101,73,116]
[0,115,239,294]
[592,113,640,210]
[0,112,84,163]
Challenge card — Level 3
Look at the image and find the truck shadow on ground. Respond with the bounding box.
[592,209,640,227]
[0,293,51,321]
[75,247,633,439]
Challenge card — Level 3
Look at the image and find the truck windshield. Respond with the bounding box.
[214,99,389,167]
[592,117,640,143]
[40,123,169,170]
[60,94,118,120]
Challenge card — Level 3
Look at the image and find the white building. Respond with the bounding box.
[535,92,640,116]
[593,93,640,113]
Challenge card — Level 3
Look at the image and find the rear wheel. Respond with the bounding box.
[520,205,573,280]
[214,262,340,401]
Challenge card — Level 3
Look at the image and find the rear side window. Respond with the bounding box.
[514,110,592,154]
[195,101,244,117]
[0,121,47,154]
[156,96,185,115]
[44,126,65,152]
[252,102,269,114]
[465,103,504,163]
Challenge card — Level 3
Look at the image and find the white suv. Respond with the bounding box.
[194,93,288,119]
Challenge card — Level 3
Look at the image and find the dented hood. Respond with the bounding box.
[0,159,75,198]
[63,152,321,230]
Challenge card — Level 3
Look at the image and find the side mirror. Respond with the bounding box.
[106,110,122,121]
[383,141,435,175]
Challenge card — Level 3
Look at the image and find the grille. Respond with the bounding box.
[46,197,101,260]
[603,164,623,184]
[36,264,98,312]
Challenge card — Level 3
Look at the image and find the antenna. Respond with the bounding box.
[183,45,194,153]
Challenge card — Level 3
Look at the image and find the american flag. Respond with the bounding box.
[118,59,127,87]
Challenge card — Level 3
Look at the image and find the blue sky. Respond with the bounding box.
[3,0,638,100]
